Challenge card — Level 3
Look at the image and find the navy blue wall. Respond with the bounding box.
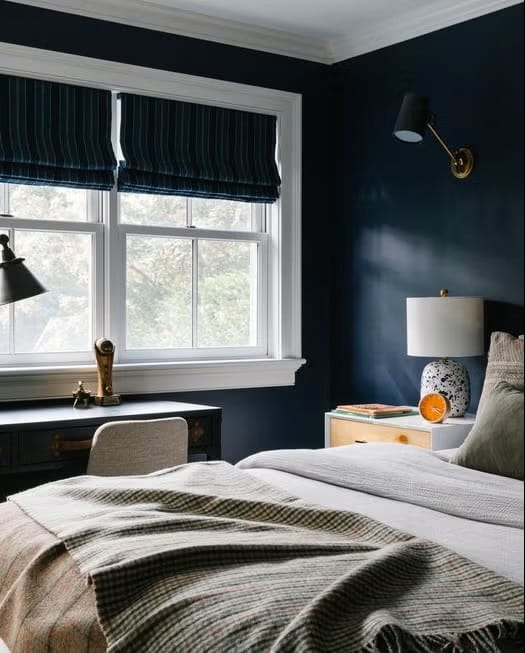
[0,1,334,462]
[0,2,523,456]
[331,5,524,411]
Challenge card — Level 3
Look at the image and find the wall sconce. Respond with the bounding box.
[393,92,475,179]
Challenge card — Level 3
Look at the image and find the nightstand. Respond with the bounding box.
[324,410,475,451]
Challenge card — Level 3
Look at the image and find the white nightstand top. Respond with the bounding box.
[325,410,476,433]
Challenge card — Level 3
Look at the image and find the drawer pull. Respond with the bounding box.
[355,440,368,444]
[398,434,409,444]
[189,423,205,444]
[51,435,93,456]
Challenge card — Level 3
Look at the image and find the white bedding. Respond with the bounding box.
[240,445,524,586]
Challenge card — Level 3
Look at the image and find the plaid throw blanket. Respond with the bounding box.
[10,462,524,653]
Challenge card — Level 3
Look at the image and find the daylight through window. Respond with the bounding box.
[0,184,269,366]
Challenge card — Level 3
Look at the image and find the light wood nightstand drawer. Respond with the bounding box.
[330,418,431,449]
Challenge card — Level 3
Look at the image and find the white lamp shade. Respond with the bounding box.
[407,296,484,358]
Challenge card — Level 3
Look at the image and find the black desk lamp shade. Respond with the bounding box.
[393,93,430,143]
[0,234,47,306]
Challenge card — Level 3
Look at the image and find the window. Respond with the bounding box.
[0,184,102,365]
[0,44,303,399]
[116,195,267,360]
[1,186,267,365]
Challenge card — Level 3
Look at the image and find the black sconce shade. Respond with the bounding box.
[393,93,430,143]
[0,234,47,306]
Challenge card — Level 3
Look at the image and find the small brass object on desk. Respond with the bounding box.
[72,380,91,409]
[93,337,121,406]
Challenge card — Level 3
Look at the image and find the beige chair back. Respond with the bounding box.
[87,417,188,476]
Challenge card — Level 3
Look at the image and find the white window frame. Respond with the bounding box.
[0,186,104,367]
[0,42,304,400]
[112,195,269,363]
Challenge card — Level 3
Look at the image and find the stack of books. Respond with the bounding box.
[334,404,416,419]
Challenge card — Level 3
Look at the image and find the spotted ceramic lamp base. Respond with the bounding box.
[420,358,470,417]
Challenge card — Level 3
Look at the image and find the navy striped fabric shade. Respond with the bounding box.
[0,75,116,190]
[118,94,281,203]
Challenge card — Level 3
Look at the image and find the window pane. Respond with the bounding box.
[126,235,192,349]
[9,184,88,221]
[198,240,257,348]
[0,306,8,353]
[192,198,252,231]
[120,193,187,227]
[13,230,93,353]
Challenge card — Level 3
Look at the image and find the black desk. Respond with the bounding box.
[0,400,222,498]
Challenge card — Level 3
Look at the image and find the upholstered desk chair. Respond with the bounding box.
[87,417,188,476]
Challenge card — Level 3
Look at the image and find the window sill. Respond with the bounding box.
[0,358,307,402]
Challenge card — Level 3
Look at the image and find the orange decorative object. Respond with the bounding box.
[418,392,451,424]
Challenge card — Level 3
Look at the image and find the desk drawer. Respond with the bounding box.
[0,435,9,467]
[330,418,431,449]
[19,427,95,465]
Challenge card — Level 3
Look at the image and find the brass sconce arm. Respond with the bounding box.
[427,123,456,161]
[426,122,474,180]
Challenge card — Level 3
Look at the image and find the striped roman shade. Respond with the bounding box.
[118,94,281,203]
[0,75,116,190]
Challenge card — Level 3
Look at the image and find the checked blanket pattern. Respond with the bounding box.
[10,461,524,653]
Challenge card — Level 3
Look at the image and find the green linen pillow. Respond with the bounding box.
[477,332,524,414]
[452,381,524,480]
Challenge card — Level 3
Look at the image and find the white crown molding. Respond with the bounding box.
[2,0,523,65]
[3,0,332,63]
[328,0,523,63]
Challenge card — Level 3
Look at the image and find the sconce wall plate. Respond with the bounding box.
[451,147,475,179]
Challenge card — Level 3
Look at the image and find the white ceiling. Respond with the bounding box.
[8,0,523,63]
[146,0,425,40]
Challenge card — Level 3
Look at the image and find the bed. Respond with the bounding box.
[0,442,523,653]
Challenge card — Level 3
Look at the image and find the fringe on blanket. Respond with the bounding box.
[363,621,523,653]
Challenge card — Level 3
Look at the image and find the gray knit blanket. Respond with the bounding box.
[10,461,524,653]
[238,444,524,529]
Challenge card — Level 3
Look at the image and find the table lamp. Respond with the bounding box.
[0,234,47,306]
[407,290,484,417]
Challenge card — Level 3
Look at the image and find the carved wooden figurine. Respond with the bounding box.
[94,338,121,406]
